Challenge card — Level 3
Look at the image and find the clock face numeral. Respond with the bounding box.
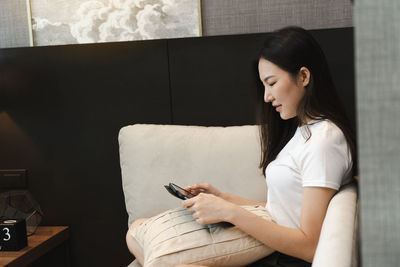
[0,220,27,251]
[2,227,11,241]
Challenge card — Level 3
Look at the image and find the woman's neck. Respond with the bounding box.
[299,117,312,127]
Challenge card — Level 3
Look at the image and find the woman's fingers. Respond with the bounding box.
[184,188,198,197]
[182,196,196,208]
[184,183,222,198]
[184,184,208,196]
[193,183,211,190]
[186,207,194,212]
[186,183,208,190]
[182,193,233,225]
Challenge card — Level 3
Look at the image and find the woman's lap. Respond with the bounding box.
[127,217,311,267]
[245,252,311,267]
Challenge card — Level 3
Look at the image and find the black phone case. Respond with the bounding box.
[164,185,187,200]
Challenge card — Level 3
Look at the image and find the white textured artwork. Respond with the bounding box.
[30,0,202,46]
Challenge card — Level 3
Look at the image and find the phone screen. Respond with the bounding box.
[164,183,195,200]
[170,183,195,199]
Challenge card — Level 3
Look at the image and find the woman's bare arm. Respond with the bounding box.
[220,191,266,206]
[185,183,266,206]
[227,187,336,262]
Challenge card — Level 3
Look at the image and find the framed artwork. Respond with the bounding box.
[28,0,202,46]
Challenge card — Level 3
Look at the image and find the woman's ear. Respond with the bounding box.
[298,67,310,87]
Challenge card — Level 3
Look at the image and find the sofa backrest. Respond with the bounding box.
[119,124,267,226]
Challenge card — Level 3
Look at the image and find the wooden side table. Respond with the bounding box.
[0,226,70,267]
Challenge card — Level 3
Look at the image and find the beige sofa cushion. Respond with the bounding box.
[119,124,266,226]
[129,205,274,267]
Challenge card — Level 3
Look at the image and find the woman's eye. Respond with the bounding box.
[269,82,276,87]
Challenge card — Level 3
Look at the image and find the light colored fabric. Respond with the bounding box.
[127,259,142,267]
[312,182,358,267]
[130,205,274,267]
[119,124,358,267]
[266,119,353,229]
[118,124,266,227]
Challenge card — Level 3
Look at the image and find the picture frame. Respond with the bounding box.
[28,0,202,46]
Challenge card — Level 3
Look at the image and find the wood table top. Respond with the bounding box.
[0,226,69,267]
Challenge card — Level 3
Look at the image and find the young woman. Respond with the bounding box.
[127,26,357,267]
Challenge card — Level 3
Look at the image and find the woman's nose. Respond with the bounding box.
[264,89,274,103]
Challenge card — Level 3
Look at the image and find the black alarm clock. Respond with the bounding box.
[0,218,28,251]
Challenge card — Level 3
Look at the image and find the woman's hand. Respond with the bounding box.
[183,183,222,197]
[184,183,265,206]
[181,193,236,225]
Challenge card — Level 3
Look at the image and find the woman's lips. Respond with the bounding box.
[276,105,282,112]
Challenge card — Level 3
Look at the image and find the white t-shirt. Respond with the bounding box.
[265,119,353,229]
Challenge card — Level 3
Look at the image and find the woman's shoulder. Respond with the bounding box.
[301,119,346,145]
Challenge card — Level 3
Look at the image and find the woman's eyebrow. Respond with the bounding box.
[263,75,275,83]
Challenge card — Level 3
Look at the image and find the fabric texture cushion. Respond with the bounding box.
[118,124,266,227]
[129,205,275,267]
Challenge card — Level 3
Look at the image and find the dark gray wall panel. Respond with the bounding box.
[169,28,355,127]
[0,40,171,266]
[168,33,264,126]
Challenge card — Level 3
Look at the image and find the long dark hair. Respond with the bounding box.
[256,26,358,178]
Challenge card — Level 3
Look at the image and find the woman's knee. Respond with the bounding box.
[126,217,148,245]
[128,217,148,232]
[126,217,149,249]
[126,218,148,264]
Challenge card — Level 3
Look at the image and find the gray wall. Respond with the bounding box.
[355,1,400,266]
[0,0,31,48]
[201,0,353,36]
[0,0,353,48]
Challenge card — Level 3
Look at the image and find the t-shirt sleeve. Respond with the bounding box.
[299,123,352,190]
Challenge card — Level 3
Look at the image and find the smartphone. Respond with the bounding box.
[164,182,196,200]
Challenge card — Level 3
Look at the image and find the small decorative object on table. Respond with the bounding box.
[0,218,27,251]
[0,190,43,236]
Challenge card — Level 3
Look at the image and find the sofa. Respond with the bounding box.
[119,124,359,267]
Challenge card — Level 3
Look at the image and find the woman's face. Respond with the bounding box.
[258,58,308,120]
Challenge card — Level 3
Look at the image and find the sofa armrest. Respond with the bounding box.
[312,183,358,267]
